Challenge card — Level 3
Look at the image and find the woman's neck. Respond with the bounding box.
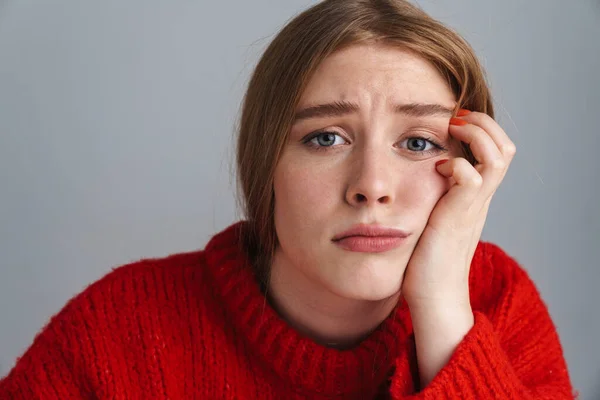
[268,252,400,349]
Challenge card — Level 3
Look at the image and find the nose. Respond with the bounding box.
[345,147,395,207]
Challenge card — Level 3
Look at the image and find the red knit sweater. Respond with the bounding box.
[0,221,576,399]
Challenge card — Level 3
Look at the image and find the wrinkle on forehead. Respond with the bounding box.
[299,44,455,111]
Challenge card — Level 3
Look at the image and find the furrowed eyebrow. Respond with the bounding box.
[293,101,359,122]
[394,103,454,117]
[293,101,454,122]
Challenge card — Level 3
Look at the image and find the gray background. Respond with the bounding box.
[0,0,598,398]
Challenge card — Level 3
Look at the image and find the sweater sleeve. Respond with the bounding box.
[0,298,93,398]
[391,243,577,400]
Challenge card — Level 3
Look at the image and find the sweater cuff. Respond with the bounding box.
[404,311,529,400]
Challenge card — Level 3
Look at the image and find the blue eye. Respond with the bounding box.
[400,137,443,153]
[406,138,431,151]
[302,131,446,155]
[304,131,347,149]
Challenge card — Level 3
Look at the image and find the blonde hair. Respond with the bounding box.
[236,0,493,285]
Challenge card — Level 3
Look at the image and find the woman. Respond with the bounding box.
[0,0,576,398]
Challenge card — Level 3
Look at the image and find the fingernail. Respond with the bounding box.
[449,117,468,126]
[435,159,449,167]
[456,109,471,116]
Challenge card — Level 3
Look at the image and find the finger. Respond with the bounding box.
[448,119,506,195]
[455,110,516,161]
[435,157,483,212]
[448,119,504,167]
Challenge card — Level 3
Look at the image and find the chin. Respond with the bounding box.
[328,259,406,301]
[336,282,402,302]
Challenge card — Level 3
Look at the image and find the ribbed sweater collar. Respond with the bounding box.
[204,221,418,398]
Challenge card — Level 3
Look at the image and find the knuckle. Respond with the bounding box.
[469,174,484,187]
[490,157,506,170]
[455,157,471,169]
[471,112,491,124]
[502,143,517,156]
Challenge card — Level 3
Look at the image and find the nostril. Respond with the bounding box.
[378,195,390,204]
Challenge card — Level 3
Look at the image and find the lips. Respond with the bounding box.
[332,224,410,253]
[332,224,410,241]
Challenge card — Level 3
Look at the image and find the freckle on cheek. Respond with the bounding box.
[405,170,447,205]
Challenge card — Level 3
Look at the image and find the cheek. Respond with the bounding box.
[400,165,449,221]
[273,156,337,228]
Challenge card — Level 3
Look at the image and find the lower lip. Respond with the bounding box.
[333,236,406,253]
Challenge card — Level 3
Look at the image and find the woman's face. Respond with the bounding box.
[272,44,462,301]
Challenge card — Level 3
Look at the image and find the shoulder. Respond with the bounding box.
[31,248,211,346]
[77,249,214,326]
[1,249,224,393]
[1,249,212,381]
[470,241,524,287]
[84,249,207,300]
[468,241,540,314]
[57,221,248,332]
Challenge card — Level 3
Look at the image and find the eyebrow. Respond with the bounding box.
[293,100,454,122]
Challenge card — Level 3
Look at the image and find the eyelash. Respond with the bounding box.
[302,131,448,155]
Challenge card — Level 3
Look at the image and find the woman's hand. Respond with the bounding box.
[402,109,516,308]
[400,109,516,386]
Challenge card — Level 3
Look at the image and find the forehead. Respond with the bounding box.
[298,44,455,108]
